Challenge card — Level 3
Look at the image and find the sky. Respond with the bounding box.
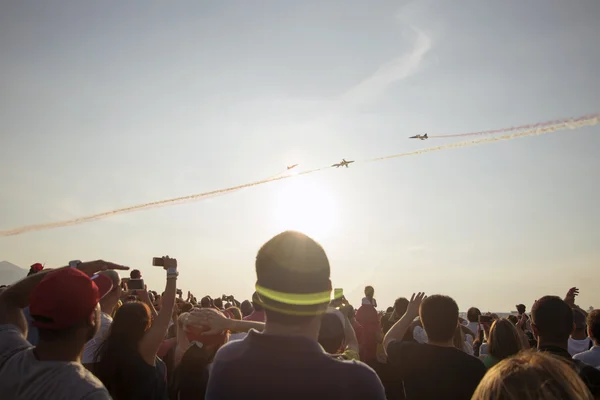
[1,0,599,312]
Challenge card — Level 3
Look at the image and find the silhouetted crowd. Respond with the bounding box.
[0,231,599,399]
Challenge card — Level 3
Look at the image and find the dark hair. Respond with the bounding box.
[467,307,481,323]
[213,298,223,309]
[488,319,523,361]
[37,323,81,342]
[255,231,330,325]
[130,269,141,279]
[531,296,573,343]
[170,344,212,400]
[200,296,212,308]
[364,286,374,298]
[587,310,600,342]
[251,292,263,312]
[240,300,254,317]
[507,315,519,325]
[94,302,151,399]
[420,295,459,342]
[318,313,344,354]
[572,309,587,331]
[394,297,409,317]
[180,302,194,313]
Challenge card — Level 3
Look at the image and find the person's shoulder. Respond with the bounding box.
[333,359,385,398]
[213,334,251,363]
[0,324,31,361]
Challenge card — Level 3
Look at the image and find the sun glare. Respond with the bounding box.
[270,178,337,240]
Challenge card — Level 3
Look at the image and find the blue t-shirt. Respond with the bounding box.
[206,329,385,400]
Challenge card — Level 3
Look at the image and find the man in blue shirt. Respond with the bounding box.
[205,231,385,400]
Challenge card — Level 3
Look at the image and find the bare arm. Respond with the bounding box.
[383,292,425,356]
[343,316,359,354]
[139,257,178,365]
[189,309,265,335]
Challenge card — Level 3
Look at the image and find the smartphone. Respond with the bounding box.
[478,315,492,324]
[128,279,145,290]
[333,288,344,300]
[152,257,164,267]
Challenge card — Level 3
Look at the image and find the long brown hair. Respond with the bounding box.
[488,318,523,361]
[94,301,151,399]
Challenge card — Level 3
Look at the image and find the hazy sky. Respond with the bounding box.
[1,1,599,311]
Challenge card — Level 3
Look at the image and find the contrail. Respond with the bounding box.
[1,114,597,237]
[428,113,599,139]
[366,114,598,162]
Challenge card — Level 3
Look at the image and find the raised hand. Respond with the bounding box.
[188,308,231,336]
[564,287,579,307]
[405,292,427,320]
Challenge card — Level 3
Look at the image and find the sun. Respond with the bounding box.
[269,178,337,241]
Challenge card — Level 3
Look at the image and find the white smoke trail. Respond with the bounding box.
[1,114,597,237]
[428,114,599,139]
[367,115,598,162]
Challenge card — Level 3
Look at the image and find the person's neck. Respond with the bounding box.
[34,340,83,363]
[537,338,568,351]
[100,299,117,315]
[427,339,455,348]
[263,320,320,341]
[571,330,588,340]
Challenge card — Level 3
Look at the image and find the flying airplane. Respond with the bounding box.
[409,133,428,140]
[287,164,298,170]
[331,159,355,168]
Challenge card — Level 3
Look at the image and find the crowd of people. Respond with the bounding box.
[0,230,599,399]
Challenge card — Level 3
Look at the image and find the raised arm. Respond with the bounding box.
[138,256,178,365]
[383,292,425,355]
[0,260,128,336]
[343,315,359,354]
[190,308,265,335]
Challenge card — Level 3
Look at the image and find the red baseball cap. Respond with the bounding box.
[29,268,114,330]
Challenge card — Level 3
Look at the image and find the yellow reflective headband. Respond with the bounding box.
[255,284,331,306]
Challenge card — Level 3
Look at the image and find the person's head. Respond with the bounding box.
[488,318,523,361]
[255,231,331,327]
[251,291,263,312]
[29,268,114,353]
[386,306,394,314]
[393,297,409,318]
[225,306,242,320]
[200,296,212,308]
[516,304,526,315]
[129,269,141,279]
[213,297,223,309]
[419,295,459,343]
[364,286,374,299]
[27,263,44,277]
[472,351,593,400]
[98,270,122,312]
[531,296,573,346]
[572,308,587,333]
[318,312,345,354]
[507,315,519,325]
[587,309,600,345]
[467,307,481,323]
[240,299,254,317]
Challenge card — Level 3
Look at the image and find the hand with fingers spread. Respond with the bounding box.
[405,292,427,320]
[76,260,129,277]
[564,287,579,308]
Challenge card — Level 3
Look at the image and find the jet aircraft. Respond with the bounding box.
[409,133,428,140]
[287,164,298,170]
[331,159,355,168]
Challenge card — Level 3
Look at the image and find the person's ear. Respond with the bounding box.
[587,326,593,339]
[531,322,539,339]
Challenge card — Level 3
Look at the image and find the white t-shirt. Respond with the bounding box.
[568,337,593,356]
[0,324,110,399]
[573,346,600,370]
[82,312,113,364]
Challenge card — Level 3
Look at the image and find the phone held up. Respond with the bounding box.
[152,257,177,268]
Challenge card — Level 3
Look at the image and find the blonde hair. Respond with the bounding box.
[488,319,523,361]
[472,351,593,400]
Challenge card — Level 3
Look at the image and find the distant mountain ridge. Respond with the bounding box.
[0,261,28,285]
